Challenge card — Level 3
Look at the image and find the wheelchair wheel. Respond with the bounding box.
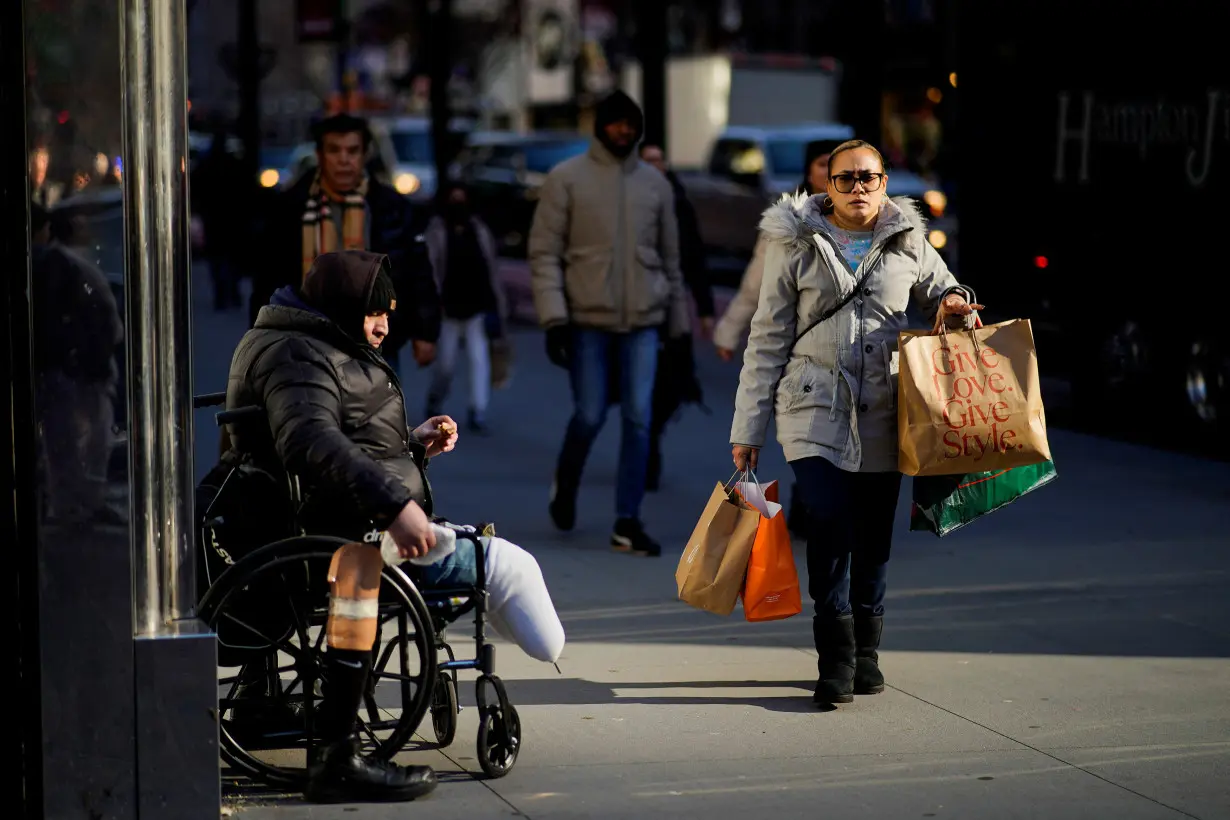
[476,704,521,779]
[430,672,459,747]
[199,536,438,789]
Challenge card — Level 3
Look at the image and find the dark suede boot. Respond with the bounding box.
[853,615,885,695]
[813,615,856,705]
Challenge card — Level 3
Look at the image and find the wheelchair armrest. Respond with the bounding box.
[193,391,227,409]
[216,405,264,427]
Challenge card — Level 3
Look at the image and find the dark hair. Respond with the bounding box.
[827,139,886,173]
[311,113,372,151]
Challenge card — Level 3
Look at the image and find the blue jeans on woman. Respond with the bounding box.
[555,327,659,521]
[789,457,903,619]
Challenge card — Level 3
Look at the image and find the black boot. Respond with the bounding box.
[304,649,438,804]
[549,471,578,532]
[853,616,885,695]
[812,615,856,705]
[304,736,438,804]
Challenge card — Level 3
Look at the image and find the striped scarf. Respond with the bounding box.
[301,173,370,281]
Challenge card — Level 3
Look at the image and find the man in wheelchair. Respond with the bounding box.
[216,249,563,803]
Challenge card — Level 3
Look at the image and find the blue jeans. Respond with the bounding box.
[417,536,478,589]
[790,457,902,619]
[557,327,659,521]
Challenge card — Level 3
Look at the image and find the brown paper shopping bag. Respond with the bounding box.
[676,482,761,616]
[898,319,1051,476]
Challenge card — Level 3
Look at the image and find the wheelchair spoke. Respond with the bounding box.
[219,612,311,664]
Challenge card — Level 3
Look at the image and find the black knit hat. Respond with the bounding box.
[368,262,397,315]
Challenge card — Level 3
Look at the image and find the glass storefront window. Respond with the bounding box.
[25,1,128,529]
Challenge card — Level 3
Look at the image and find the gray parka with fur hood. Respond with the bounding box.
[730,193,968,472]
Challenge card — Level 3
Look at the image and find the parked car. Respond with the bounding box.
[456,130,590,257]
[362,115,475,205]
[678,122,957,269]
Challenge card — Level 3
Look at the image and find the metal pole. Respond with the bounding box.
[237,0,260,180]
[634,0,668,150]
[428,0,453,193]
[122,0,196,635]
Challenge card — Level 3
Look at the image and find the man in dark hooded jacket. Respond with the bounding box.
[225,249,457,804]
[527,90,691,557]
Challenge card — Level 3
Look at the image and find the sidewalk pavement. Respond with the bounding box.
[217,285,1230,819]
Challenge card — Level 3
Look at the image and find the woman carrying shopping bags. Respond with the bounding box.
[424,182,509,433]
[729,140,980,707]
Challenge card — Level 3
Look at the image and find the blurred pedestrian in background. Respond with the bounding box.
[639,142,713,491]
[715,138,841,534]
[529,90,691,557]
[250,113,441,377]
[730,139,978,708]
[423,182,507,433]
[30,202,125,526]
[190,126,250,311]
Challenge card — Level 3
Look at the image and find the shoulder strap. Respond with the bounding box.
[787,254,878,356]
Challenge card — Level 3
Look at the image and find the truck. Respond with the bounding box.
[956,0,1230,452]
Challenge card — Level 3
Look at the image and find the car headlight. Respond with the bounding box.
[928,229,948,249]
[259,168,280,188]
[394,172,421,195]
[923,189,947,216]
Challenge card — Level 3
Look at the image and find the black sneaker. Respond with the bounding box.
[611,518,661,557]
[304,737,438,804]
[467,409,489,435]
[548,479,577,532]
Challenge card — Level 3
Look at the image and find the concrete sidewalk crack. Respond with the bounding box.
[417,732,533,819]
[888,686,1207,820]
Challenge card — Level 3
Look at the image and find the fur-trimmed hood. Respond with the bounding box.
[758,193,928,251]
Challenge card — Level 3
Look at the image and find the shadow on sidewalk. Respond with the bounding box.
[446,677,821,714]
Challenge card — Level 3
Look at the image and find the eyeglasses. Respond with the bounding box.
[830,172,884,194]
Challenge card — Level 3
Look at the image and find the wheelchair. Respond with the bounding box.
[192,392,522,788]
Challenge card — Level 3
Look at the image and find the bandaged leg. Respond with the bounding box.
[483,536,565,663]
[326,543,384,650]
[319,543,384,743]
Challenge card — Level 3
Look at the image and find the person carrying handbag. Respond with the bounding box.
[729,140,980,707]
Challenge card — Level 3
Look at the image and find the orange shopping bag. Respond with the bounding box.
[735,478,803,623]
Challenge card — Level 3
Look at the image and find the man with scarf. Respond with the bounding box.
[226,250,452,803]
[250,114,441,373]
[528,90,690,557]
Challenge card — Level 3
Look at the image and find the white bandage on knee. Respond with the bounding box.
[329,596,380,620]
[483,536,565,664]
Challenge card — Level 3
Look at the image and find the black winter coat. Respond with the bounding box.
[227,282,432,538]
[250,174,442,354]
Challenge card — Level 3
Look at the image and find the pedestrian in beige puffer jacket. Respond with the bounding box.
[729,140,979,709]
[528,89,691,557]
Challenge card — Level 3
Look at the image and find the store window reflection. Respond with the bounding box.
[24,0,128,529]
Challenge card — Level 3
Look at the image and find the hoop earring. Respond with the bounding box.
[821,195,834,210]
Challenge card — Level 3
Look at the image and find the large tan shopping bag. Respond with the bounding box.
[898,319,1051,476]
[676,482,761,616]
